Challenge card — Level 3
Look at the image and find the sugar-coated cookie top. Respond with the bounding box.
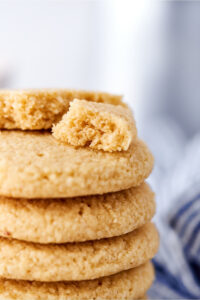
[0,223,158,281]
[0,263,153,300]
[0,183,155,243]
[0,131,153,198]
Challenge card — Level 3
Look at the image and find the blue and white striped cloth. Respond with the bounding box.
[141,116,200,299]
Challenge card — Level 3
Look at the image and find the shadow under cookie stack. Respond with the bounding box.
[0,89,159,300]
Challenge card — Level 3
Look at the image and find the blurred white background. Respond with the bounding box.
[0,0,164,120]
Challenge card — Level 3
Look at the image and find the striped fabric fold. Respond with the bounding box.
[143,119,200,299]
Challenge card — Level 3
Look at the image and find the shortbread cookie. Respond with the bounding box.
[0,183,155,243]
[0,89,124,130]
[0,223,159,281]
[0,263,154,300]
[52,99,136,152]
[0,131,153,198]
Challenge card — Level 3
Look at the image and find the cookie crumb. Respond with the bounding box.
[3,230,11,237]
[52,99,137,152]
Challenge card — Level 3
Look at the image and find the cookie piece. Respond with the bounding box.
[0,263,154,300]
[0,131,154,198]
[0,183,155,243]
[0,89,124,130]
[0,223,159,281]
[52,99,137,152]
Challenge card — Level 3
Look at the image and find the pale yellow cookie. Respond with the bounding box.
[0,262,154,300]
[0,223,159,281]
[52,99,136,152]
[0,183,155,243]
[0,89,124,130]
[0,131,154,198]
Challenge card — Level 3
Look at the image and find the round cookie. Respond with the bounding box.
[0,262,153,300]
[0,183,155,243]
[0,131,154,198]
[0,89,124,130]
[0,223,159,282]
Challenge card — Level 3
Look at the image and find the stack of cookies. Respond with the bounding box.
[0,89,159,300]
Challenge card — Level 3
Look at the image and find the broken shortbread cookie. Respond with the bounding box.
[0,89,124,130]
[52,99,137,152]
